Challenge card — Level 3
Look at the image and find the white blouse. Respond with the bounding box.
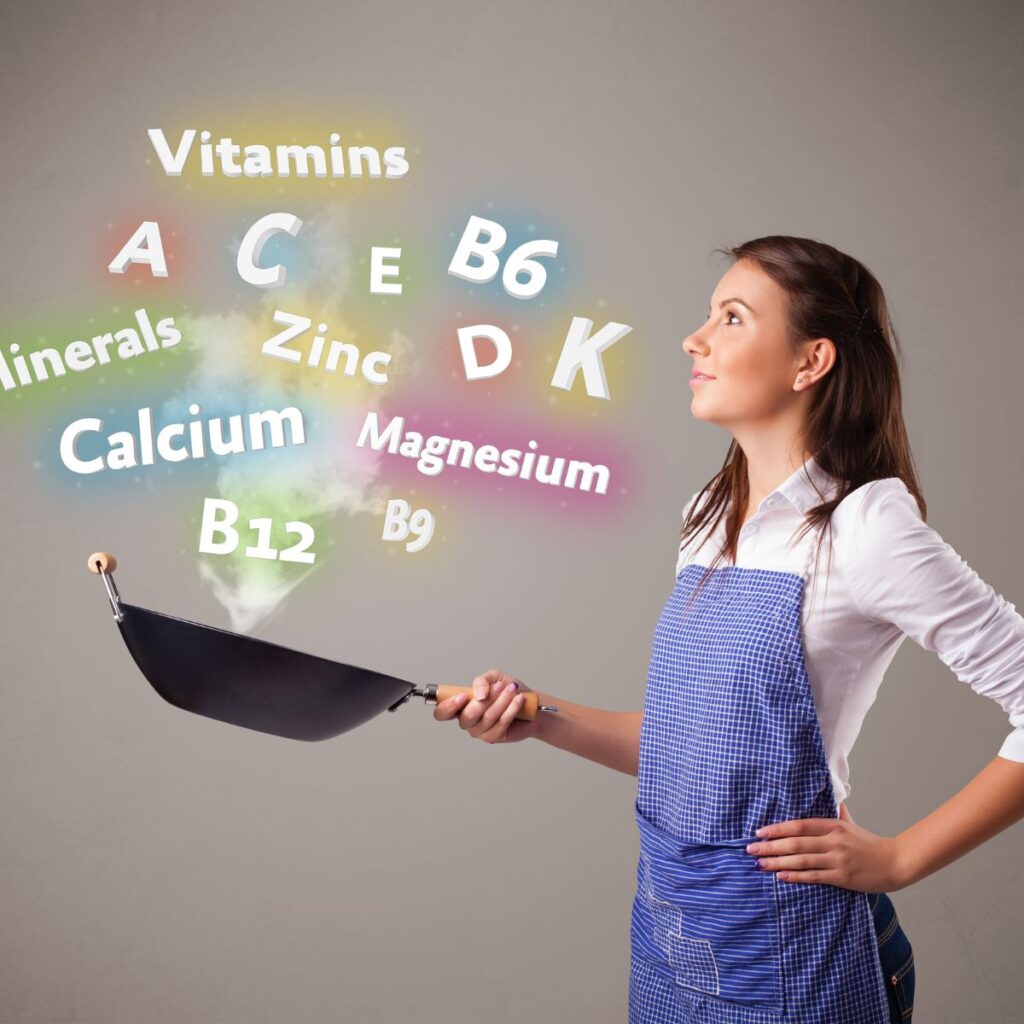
[674,455,1024,808]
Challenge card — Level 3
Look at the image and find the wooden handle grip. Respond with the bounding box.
[435,684,540,721]
[87,552,117,574]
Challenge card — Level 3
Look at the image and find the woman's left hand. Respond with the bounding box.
[745,803,910,892]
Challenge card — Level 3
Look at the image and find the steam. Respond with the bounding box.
[165,202,415,632]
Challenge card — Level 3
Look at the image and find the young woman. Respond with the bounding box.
[433,235,1024,1024]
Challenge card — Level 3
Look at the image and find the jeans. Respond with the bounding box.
[868,891,915,1022]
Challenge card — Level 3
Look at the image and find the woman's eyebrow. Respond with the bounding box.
[708,297,758,314]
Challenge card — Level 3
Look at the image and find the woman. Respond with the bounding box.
[433,235,1024,1023]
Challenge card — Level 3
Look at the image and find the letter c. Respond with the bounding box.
[237,212,303,289]
[362,351,392,385]
[60,417,105,474]
[156,423,188,462]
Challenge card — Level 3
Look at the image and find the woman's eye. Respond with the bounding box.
[704,310,741,324]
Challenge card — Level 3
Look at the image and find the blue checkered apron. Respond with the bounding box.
[629,525,892,1023]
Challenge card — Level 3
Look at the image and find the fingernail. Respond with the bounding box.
[508,681,518,691]
[755,827,767,837]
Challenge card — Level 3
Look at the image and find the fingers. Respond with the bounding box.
[434,670,528,745]
[474,676,512,723]
[434,669,503,722]
[755,818,835,840]
[431,683,502,728]
[472,668,506,701]
[432,693,470,721]
[757,852,833,872]
[478,688,526,743]
[458,678,525,741]
[456,684,503,730]
[746,835,825,857]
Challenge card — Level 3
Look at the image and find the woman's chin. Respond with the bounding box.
[688,397,716,422]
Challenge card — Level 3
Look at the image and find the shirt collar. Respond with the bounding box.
[771,453,839,514]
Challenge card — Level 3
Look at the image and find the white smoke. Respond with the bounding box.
[165,202,415,632]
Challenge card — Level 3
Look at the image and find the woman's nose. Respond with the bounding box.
[682,330,707,358]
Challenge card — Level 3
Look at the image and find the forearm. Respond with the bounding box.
[534,690,643,776]
[895,754,1024,887]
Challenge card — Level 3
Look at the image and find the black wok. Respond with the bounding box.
[88,552,557,741]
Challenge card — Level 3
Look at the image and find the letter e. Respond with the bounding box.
[370,246,402,295]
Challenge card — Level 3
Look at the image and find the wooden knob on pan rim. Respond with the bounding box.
[87,552,118,574]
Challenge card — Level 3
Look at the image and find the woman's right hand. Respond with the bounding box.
[432,669,543,744]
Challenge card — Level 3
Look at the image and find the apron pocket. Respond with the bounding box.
[640,844,783,1013]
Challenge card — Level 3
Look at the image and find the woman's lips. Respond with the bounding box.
[690,373,715,386]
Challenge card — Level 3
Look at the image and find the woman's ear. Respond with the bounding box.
[807,336,837,378]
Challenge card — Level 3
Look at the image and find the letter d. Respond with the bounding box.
[457,324,512,381]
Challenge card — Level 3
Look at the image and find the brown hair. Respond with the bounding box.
[679,234,926,612]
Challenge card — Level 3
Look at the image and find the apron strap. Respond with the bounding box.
[791,516,826,634]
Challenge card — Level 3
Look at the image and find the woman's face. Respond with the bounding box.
[682,259,816,430]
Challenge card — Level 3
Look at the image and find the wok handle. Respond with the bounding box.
[434,684,542,721]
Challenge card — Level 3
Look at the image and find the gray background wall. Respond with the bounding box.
[2,1,1023,1022]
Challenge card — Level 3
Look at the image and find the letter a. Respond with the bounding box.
[108,221,168,278]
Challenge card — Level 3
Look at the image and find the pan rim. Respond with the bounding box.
[117,601,415,690]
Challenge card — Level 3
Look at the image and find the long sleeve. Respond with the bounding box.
[839,478,1024,762]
